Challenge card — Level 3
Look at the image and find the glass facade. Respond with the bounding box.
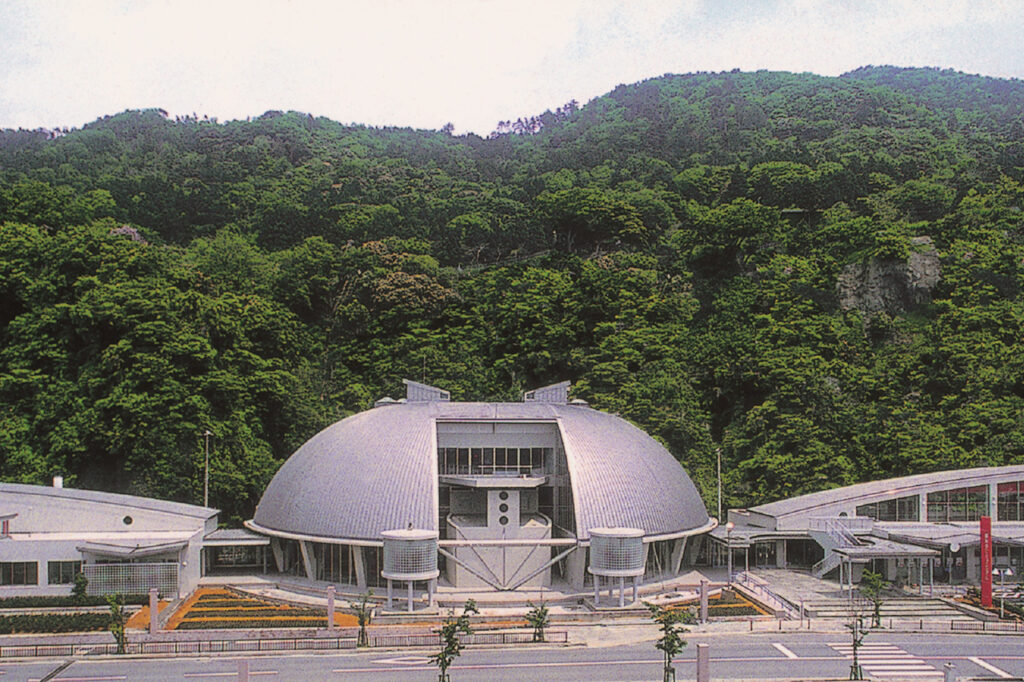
[437,447,550,476]
[997,480,1024,521]
[926,485,988,522]
[856,495,920,521]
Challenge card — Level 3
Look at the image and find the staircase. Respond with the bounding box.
[810,552,843,579]
[802,597,973,621]
[808,517,866,579]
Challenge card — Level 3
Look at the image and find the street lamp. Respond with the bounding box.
[725,521,735,587]
[993,566,1014,618]
[202,430,212,508]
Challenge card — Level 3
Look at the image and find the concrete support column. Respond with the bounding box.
[386,579,393,610]
[777,540,787,568]
[353,546,367,589]
[326,585,335,632]
[929,558,934,596]
[670,538,687,575]
[148,588,159,635]
[566,545,586,590]
[618,576,625,607]
[269,538,285,573]
[237,660,249,682]
[299,541,317,581]
[407,581,413,613]
[428,578,436,607]
[699,579,709,623]
[593,575,600,605]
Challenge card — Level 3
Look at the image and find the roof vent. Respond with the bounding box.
[52,476,64,489]
[523,380,571,404]
[569,398,589,406]
[374,396,398,407]
[403,379,450,402]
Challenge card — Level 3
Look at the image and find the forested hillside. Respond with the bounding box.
[1,66,1022,524]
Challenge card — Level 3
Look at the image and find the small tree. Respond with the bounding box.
[431,599,478,681]
[525,601,549,642]
[645,602,695,682]
[351,590,373,647]
[859,570,887,628]
[106,593,128,654]
[71,572,89,605]
[845,596,872,680]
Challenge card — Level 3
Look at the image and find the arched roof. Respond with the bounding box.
[250,401,710,543]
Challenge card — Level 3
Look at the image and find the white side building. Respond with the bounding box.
[0,481,217,598]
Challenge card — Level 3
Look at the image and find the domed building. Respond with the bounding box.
[246,381,714,596]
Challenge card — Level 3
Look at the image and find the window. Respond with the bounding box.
[856,495,919,521]
[1,561,38,586]
[48,561,82,585]
[998,481,1024,521]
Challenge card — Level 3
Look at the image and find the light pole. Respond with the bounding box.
[993,566,1014,618]
[716,447,722,524]
[202,429,212,508]
[726,521,735,587]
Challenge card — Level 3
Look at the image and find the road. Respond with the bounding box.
[2,633,1023,681]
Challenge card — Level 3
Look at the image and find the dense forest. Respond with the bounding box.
[1,66,1022,525]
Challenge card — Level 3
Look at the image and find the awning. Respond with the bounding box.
[77,539,187,559]
[203,527,270,547]
[834,537,940,560]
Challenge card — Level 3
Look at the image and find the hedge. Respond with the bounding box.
[0,594,148,609]
[0,612,111,634]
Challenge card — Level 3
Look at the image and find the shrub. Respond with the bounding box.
[0,612,110,634]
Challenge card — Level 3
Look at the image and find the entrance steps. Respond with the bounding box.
[802,597,971,620]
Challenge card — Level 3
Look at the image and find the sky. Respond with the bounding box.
[1,0,1022,136]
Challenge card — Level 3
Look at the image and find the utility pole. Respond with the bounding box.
[203,429,212,508]
[716,447,722,523]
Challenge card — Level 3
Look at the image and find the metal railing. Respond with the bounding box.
[0,630,569,659]
[733,572,798,618]
[808,516,873,534]
[811,551,843,578]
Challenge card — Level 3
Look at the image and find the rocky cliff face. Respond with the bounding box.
[837,236,941,315]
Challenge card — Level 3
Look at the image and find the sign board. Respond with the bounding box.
[980,515,993,608]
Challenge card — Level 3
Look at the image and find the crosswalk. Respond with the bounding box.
[828,641,941,679]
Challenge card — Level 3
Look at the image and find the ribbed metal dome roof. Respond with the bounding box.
[250,401,709,543]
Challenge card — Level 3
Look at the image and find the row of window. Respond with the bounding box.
[927,485,989,522]
[856,495,920,522]
[1,561,81,586]
[855,483,1024,523]
[437,447,552,476]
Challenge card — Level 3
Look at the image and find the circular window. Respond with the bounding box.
[499,491,509,500]
[499,516,509,526]
[499,503,509,513]
[122,515,133,525]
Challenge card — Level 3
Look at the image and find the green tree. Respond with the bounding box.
[859,570,887,628]
[107,593,128,654]
[645,602,694,682]
[431,599,478,681]
[524,601,549,642]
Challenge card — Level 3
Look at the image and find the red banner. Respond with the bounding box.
[981,515,993,608]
